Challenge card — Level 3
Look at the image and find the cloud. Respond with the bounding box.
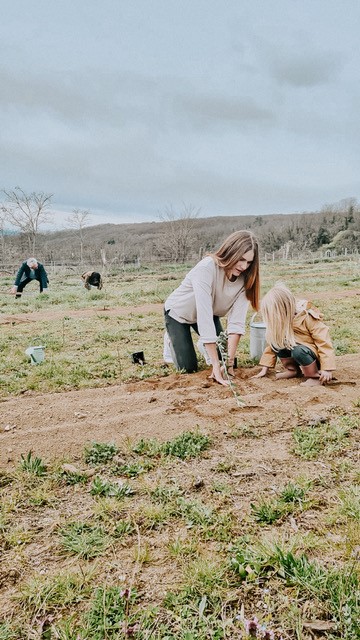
[269,53,345,88]
[252,33,347,88]
[175,93,276,129]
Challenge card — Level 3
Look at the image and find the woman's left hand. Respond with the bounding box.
[208,365,229,386]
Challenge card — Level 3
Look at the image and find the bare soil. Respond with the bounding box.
[0,301,359,467]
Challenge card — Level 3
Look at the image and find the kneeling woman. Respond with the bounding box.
[164,230,260,385]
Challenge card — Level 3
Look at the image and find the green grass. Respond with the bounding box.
[0,258,359,638]
[293,415,358,459]
[85,586,133,639]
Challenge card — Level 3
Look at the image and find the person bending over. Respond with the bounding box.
[164,230,260,386]
[11,258,49,298]
[253,282,335,386]
[81,271,103,290]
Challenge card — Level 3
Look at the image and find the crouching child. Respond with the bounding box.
[253,282,335,386]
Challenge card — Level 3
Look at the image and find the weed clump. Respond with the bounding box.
[162,430,211,459]
[84,441,118,465]
[59,522,108,559]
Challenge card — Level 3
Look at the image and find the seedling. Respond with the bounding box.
[216,331,246,407]
[20,451,47,476]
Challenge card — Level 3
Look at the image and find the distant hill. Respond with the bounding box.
[2,199,360,267]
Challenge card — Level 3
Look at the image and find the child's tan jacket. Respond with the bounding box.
[259,300,336,371]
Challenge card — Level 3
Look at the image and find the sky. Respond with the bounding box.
[1,0,360,228]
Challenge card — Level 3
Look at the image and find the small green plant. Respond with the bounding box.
[162,430,211,459]
[90,477,134,499]
[19,451,47,476]
[150,484,182,503]
[279,481,308,504]
[114,520,135,538]
[84,442,118,465]
[230,539,360,638]
[175,497,214,526]
[131,438,161,457]
[112,461,150,477]
[250,497,284,524]
[134,503,169,530]
[59,522,108,559]
[168,536,199,559]
[59,470,89,485]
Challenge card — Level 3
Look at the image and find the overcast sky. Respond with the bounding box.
[1,0,359,227]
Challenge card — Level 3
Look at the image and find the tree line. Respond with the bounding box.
[1,187,360,268]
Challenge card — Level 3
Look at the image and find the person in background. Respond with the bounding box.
[164,230,260,385]
[253,282,335,386]
[81,271,103,290]
[11,258,49,298]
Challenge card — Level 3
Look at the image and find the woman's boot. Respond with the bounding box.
[276,357,299,379]
[300,361,321,386]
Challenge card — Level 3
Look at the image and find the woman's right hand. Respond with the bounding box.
[251,366,268,378]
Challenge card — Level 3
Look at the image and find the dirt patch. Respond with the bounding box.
[1,353,358,467]
[0,303,163,325]
[1,288,359,326]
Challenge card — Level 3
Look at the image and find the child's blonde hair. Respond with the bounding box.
[261,282,296,350]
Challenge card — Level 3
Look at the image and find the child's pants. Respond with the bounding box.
[164,309,223,373]
[275,344,318,366]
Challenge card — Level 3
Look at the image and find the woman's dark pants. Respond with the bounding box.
[164,310,223,373]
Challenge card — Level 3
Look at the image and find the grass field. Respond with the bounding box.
[1,256,360,399]
[0,256,359,639]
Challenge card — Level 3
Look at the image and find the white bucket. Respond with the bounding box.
[249,314,267,359]
[163,331,174,364]
[25,346,45,365]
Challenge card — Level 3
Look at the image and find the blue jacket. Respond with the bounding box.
[14,261,49,289]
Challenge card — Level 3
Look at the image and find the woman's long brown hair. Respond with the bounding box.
[214,230,260,310]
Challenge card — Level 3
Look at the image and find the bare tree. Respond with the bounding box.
[158,203,200,262]
[0,212,6,263]
[65,209,92,264]
[1,187,53,254]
